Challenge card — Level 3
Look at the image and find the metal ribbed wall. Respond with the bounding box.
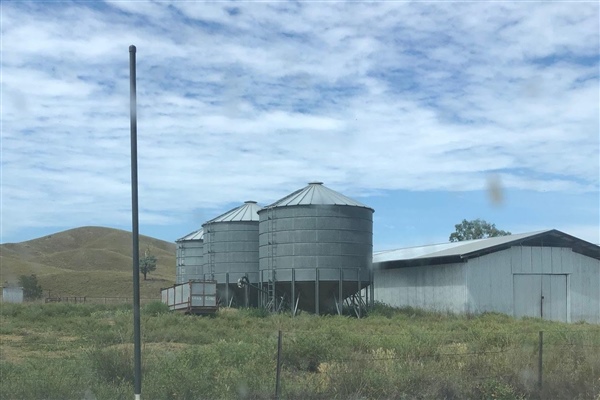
[176,241,204,284]
[258,205,372,276]
[175,229,204,284]
[258,183,374,314]
[202,201,261,306]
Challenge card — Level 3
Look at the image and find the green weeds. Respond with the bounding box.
[1,303,599,399]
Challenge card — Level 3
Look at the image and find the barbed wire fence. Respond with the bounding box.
[273,329,600,399]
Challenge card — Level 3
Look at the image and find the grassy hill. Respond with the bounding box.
[0,226,176,299]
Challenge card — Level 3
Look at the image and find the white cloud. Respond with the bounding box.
[1,1,598,241]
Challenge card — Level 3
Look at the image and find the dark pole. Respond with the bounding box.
[538,331,543,393]
[129,44,142,400]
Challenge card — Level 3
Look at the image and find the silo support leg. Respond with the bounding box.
[315,270,320,316]
[244,275,249,308]
[226,273,230,307]
[339,268,343,315]
[291,269,295,316]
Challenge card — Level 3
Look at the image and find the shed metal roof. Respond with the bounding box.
[374,229,600,266]
[176,228,204,242]
[263,182,373,210]
[203,201,261,224]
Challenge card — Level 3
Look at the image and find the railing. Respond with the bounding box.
[44,296,159,305]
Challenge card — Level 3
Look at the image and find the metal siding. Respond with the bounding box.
[514,275,541,318]
[178,240,204,283]
[543,275,567,322]
[510,246,522,273]
[373,263,467,313]
[375,244,598,323]
[560,248,574,273]
[541,246,553,274]
[551,247,562,273]
[522,246,533,273]
[203,220,259,282]
[259,204,372,283]
[2,287,24,303]
[531,247,543,273]
[568,251,600,323]
[466,249,513,315]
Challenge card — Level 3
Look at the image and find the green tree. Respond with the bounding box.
[140,247,157,281]
[18,274,43,301]
[449,219,511,242]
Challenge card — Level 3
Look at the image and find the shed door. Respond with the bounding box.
[541,275,567,322]
[513,274,567,322]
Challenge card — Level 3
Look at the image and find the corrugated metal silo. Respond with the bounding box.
[202,201,261,307]
[175,228,204,284]
[258,182,374,315]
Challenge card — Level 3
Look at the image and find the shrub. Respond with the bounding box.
[18,274,43,301]
[87,345,136,385]
[368,301,397,318]
[142,301,169,316]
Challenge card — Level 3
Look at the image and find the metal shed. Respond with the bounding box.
[373,230,600,323]
[3,287,24,303]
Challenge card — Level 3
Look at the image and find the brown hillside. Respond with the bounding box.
[0,226,176,298]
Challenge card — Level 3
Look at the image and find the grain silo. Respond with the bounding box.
[175,228,204,284]
[202,201,261,307]
[258,182,374,315]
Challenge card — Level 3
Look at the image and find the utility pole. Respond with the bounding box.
[129,44,142,400]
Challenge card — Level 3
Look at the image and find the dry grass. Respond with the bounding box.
[0,226,176,298]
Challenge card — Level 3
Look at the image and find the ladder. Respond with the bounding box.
[206,226,215,279]
[266,208,277,311]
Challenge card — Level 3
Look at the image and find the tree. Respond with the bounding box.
[449,219,511,242]
[140,247,157,281]
[18,274,43,301]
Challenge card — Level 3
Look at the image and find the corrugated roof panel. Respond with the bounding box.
[265,182,373,210]
[373,230,551,263]
[204,201,261,224]
[176,228,204,242]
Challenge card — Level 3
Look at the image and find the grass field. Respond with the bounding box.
[0,226,177,299]
[1,302,599,399]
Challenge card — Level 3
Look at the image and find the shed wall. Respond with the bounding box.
[374,245,599,323]
[3,287,24,303]
[373,263,467,313]
[465,249,513,315]
[466,246,599,323]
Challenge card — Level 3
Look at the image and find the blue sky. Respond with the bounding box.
[1,1,598,249]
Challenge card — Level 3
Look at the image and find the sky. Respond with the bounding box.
[1,1,598,250]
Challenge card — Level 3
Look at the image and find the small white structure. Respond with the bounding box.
[161,280,218,315]
[3,287,24,303]
[373,230,600,323]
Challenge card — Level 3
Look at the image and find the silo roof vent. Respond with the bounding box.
[264,182,373,210]
[176,228,204,242]
[204,201,261,223]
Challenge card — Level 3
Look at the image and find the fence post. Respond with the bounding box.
[538,331,543,392]
[275,330,282,400]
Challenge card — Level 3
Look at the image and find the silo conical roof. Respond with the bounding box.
[264,182,373,210]
[204,201,261,224]
[176,228,204,242]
